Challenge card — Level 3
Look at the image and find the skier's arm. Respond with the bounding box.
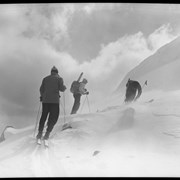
[58,78,66,92]
[40,79,45,97]
[134,84,142,101]
[79,83,87,95]
[126,82,128,88]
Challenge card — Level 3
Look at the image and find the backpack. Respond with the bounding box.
[70,81,80,93]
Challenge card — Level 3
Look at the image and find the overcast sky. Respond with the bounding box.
[0,3,180,126]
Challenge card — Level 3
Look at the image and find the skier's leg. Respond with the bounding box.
[37,103,49,139]
[129,93,136,102]
[71,94,81,114]
[71,94,77,114]
[125,92,131,103]
[44,103,59,139]
[75,94,81,113]
[125,91,136,103]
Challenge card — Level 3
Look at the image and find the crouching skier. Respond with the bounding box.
[36,66,66,146]
[124,78,142,103]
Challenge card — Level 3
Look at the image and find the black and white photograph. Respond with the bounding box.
[0,3,180,177]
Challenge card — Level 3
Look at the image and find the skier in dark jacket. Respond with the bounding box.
[125,79,142,103]
[71,78,89,114]
[36,66,66,140]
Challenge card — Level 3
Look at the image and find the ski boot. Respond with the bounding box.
[36,131,42,145]
[43,131,50,148]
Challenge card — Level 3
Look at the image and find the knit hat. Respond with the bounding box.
[51,66,58,73]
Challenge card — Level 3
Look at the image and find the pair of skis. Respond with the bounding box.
[36,138,49,148]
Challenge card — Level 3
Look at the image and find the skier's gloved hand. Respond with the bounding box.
[86,91,89,95]
[40,96,42,102]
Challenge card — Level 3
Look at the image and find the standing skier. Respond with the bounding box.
[36,66,66,142]
[70,74,89,114]
[124,78,142,103]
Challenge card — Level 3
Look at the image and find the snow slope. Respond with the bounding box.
[1,91,180,177]
[115,35,180,94]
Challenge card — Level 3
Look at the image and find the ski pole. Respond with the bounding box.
[86,95,91,113]
[60,100,65,115]
[63,91,66,124]
[33,102,41,138]
[142,80,147,89]
[62,91,72,131]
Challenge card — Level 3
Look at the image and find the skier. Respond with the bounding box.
[36,66,66,142]
[124,78,142,103]
[70,77,89,114]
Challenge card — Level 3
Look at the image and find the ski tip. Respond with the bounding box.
[62,126,72,131]
[62,123,72,131]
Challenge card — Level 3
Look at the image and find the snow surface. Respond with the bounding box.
[1,90,180,177]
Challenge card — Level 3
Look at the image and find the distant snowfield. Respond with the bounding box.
[0,90,180,177]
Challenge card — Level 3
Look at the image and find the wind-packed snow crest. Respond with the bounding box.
[1,90,180,177]
[116,35,180,93]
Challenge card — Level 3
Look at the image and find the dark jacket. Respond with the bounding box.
[125,80,142,101]
[40,72,66,103]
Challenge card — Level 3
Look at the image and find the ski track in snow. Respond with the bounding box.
[29,137,69,177]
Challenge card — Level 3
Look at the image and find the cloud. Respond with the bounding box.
[82,3,122,14]
[28,4,75,42]
[83,32,152,78]
[0,4,78,56]
[0,5,29,36]
[70,25,177,83]
[87,24,179,79]
[148,24,179,51]
[0,4,179,123]
[45,31,154,83]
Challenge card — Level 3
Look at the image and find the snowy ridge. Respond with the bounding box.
[1,91,180,177]
[116,35,180,93]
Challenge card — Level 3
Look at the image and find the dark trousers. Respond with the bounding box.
[38,103,59,134]
[71,93,81,114]
[125,91,136,103]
